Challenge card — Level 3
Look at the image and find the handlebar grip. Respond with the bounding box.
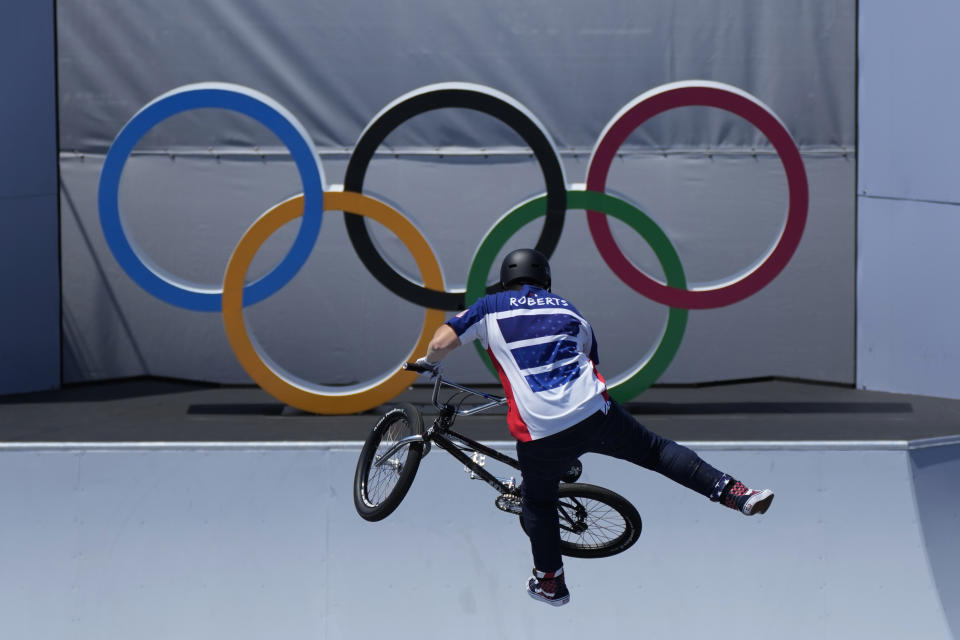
[403,361,435,374]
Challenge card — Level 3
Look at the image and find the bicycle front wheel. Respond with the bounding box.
[353,402,424,522]
[520,483,642,559]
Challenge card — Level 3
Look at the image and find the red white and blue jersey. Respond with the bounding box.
[447,285,609,442]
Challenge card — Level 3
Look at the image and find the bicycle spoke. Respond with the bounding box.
[556,497,629,549]
[364,416,413,506]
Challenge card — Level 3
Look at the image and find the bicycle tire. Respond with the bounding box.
[519,483,642,559]
[353,402,424,522]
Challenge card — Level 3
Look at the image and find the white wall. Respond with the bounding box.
[0,5,61,394]
[857,1,960,398]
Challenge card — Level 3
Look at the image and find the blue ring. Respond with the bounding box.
[97,85,325,311]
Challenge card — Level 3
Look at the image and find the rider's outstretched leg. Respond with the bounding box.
[586,401,775,516]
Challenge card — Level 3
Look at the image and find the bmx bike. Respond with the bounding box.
[353,362,642,559]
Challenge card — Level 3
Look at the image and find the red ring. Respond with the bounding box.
[586,81,808,309]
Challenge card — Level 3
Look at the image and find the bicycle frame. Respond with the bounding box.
[430,428,520,494]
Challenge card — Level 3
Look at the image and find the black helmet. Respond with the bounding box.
[499,248,551,290]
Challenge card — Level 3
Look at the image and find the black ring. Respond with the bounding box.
[344,86,567,310]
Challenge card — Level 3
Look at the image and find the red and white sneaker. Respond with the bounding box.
[526,567,570,606]
[723,481,774,515]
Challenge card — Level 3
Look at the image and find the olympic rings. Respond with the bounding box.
[586,80,808,309]
[466,190,688,401]
[98,82,326,312]
[222,191,445,415]
[343,82,568,311]
[100,80,808,414]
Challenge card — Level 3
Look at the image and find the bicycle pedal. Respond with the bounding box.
[495,494,523,515]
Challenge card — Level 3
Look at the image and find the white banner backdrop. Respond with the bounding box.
[56,0,857,392]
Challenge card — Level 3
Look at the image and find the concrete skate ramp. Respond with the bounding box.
[2,440,957,640]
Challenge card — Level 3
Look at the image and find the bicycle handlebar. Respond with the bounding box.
[402,361,436,375]
[403,362,507,416]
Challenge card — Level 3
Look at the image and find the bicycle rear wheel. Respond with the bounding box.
[520,483,642,559]
[353,403,424,522]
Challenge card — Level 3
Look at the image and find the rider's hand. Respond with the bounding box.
[415,357,441,376]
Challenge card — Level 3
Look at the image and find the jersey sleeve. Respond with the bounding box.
[446,297,488,348]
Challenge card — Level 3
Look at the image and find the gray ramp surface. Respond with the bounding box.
[2,440,957,640]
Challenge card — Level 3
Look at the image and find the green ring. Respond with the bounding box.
[465,190,688,402]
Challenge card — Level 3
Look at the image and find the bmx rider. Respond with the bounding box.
[415,248,773,607]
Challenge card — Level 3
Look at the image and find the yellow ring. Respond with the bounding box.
[222,191,445,415]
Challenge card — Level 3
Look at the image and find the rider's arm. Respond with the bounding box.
[424,324,461,364]
[421,296,487,366]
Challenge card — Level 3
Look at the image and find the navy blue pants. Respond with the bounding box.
[516,400,724,572]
